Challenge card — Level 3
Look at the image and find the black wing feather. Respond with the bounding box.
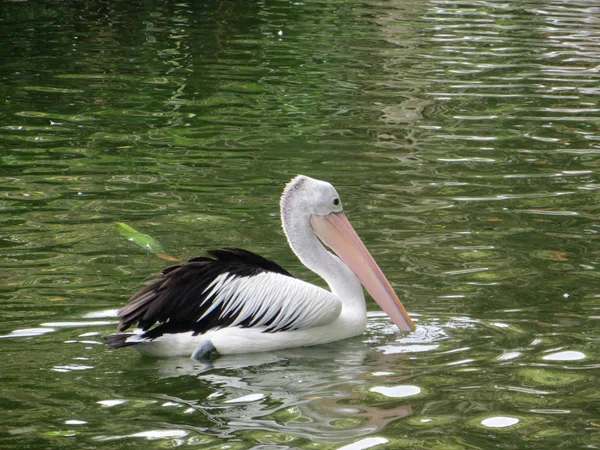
[114,248,295,340]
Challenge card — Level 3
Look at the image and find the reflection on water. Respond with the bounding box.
[1,0,598,448]
[3,310,597,447]
[95,319,419,445]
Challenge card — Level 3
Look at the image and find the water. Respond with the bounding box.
[1,0,599,448]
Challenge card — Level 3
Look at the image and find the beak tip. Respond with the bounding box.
[397,319,416,333]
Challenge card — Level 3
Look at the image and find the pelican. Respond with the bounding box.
[105,175,415,358]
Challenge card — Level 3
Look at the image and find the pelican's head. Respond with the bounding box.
[281,175,415,333]
[281,175,343,216]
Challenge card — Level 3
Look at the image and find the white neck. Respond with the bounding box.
[281,208,366,314]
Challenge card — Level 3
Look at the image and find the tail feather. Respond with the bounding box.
[105,333,138,349]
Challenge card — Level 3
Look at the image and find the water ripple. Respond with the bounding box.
[0,0,598,449]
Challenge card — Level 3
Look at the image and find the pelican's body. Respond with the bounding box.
[106,176,414,358]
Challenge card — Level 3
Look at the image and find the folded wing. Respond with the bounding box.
[116,248,342,341]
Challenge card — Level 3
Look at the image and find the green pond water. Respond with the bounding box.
[1,0,599,448]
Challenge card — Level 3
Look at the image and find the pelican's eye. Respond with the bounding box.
[332,197,340,207]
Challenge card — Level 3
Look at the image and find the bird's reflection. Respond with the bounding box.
[139,325,437,442]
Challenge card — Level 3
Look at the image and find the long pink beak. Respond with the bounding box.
[309,212,415,332]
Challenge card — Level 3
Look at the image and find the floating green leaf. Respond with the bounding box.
[117,222,165,255]
[117,223,180,261]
